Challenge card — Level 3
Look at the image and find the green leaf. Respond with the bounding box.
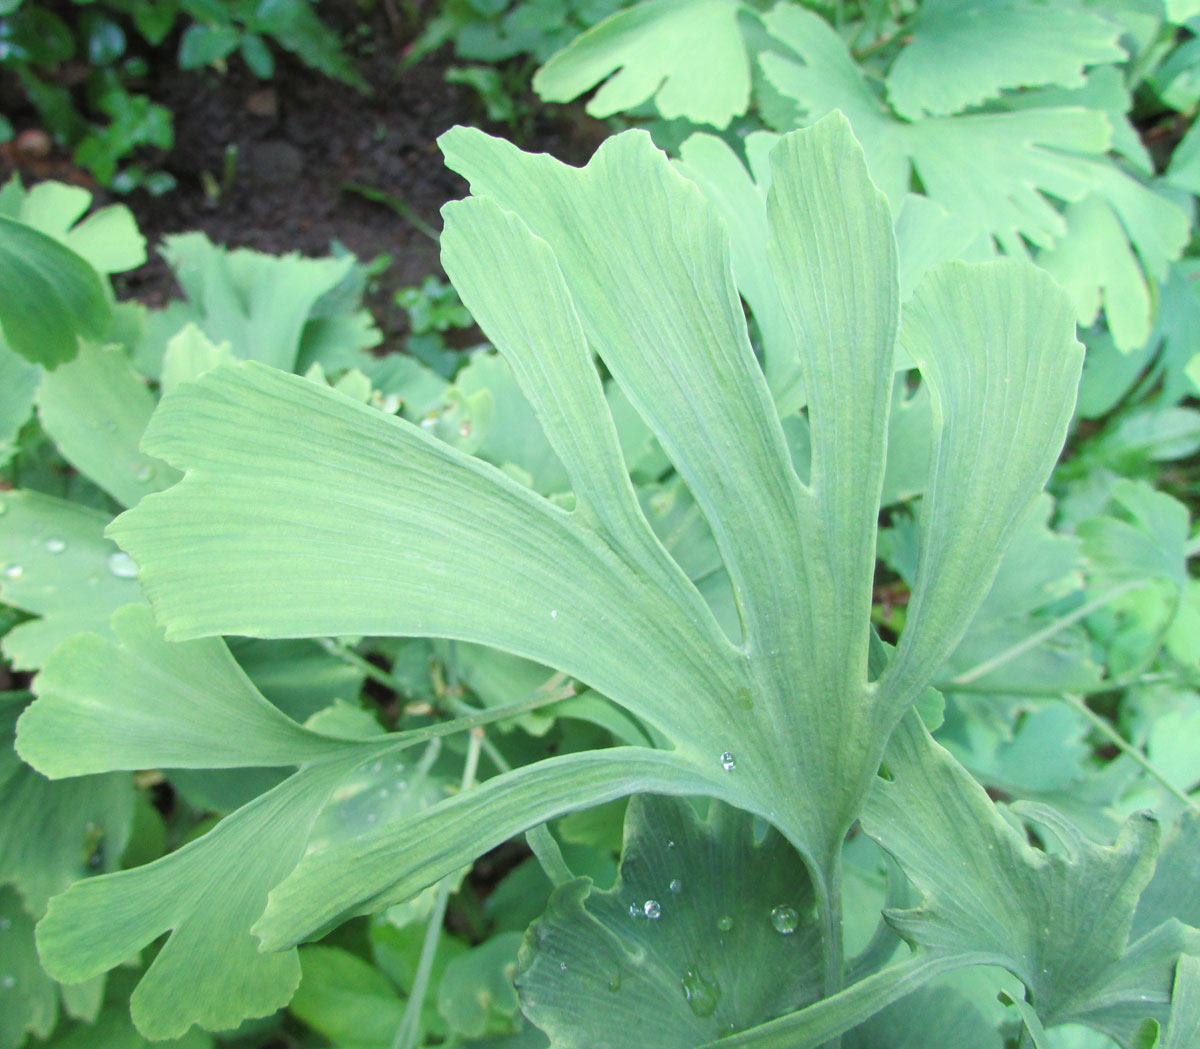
[0,340,39,467]
[1,694,133,913]
[877,260,1083,714]
[0,491,142,670]
[36,343,180,508]
[0,886,59,1049]
[517,795,823,1047]
[439,932,523,1038]
[533,0,750,127]
[147,233,357,372]
[1164,955,1200,1049]
[0,217,110,367]
[844,985,1003,1048]
[17,604,366,778]
[861,713,1176,1035]
[1133,813,1200,940]
[289,945,405,1047]
[1079,480,1190,589]
[885,0,1125,120]
[35,757,361,1039]
[177,23,241,68]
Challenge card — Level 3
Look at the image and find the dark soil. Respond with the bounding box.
[0,4,610,342]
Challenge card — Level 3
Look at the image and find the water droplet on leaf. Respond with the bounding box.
[720,751,736,771]
[770,905,798,934]
[643,900,661,919]
[136,464,153,482]
[550,609,558,619]
[3,564,22,581]
[108,551,138,578]
[717,915,734,932]
[629,903,640,919]
[669,878,682,894]
[607,973,621,993]
[44,536,66,554]
[458,420,472,438]
[680,965,721,1018]
[559,961,567,972]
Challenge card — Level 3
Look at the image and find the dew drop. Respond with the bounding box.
[770,905,799,935]
[2,564,22,581]
[107,551,138,578]
[371,761,383,773]
[643,900,661,920]
[666,839,676,850]
[550,609,558,619]
[458,420,472,438]
[607,973,621,993]
[135,463,154,483]
[668,878,682,894]
[680,965,721,1018]
[44,536,66,554]
[559,961,568,972]
[717,915,734,932]
[720,751,736,772]
[629,903,640,919]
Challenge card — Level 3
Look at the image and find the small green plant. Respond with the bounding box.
[0,0,364,191]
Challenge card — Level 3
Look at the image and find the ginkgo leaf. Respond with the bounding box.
[844,985,1002,1048]
[0,886,58,1049]
[17,604,368,778]
[517,795,823,1047]
[885,0,1125,121]
[0,491,142,670]
[758,4,1188,349]
[532,0,750,128]
[104,120,1086,1013]
[0,217,109,368]
[861,713,1191,1040]
[36,343,180,509]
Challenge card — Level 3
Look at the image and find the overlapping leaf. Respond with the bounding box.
[532,0,750,127]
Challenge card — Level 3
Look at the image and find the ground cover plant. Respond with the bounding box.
[1,2,1200,1049]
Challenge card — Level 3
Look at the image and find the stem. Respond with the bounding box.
[951,579,1147,686]
[316,638,414,699]
[392,728,483,1049]
[817,856,845,1049]
[526,824,575,887]
[1061,693,1200,814]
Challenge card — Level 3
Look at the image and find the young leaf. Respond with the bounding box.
[516,795,823,1047]
[532,0,750,128]
[1164,955,1200,1049]
[861,713,1190,1039]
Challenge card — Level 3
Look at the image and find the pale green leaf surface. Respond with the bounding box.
[109,361,741,752]
[256,750,726,951]
[0,886,58,1049]
[1,180,145,274]
[1079,480,1190,588]
[36,754,366,1039]
[154,233,355,371]
[1132,813,1200,940]
[438,933,523,1039]
[158,323,234,396]
[1164,955,1200,1049]
[36,343,180,508]
[1039,195,1153,351]
[40,1004,213,1049]
[0,217,109,367]
[532,0,749,127]
[517,795,823,1048]
[0,340,38,466]
[879,261,1084,714]
[844,984,1003,1048]
[0,491,141,670]
[0,694,133,913]
[290,946,405,1047]
[440,125,807,673]
[17,604,365,778]
[862,714,1167,1031]
[885,0,1125,120]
